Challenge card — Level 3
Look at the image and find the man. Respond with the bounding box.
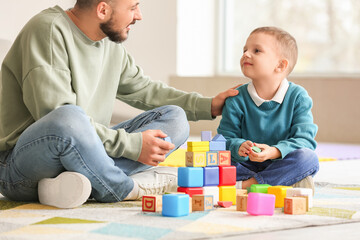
[0,0,238,208]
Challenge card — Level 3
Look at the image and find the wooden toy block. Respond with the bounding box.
[203,167,219,186]
[219,185,236,205]
[219,165,236,186]
[250,184,272,193]
[268,186,292,208]
[218,151,231,166]
[284,197,306,215]
[209,141,226,151]
[186,152,206,167]
[296,195,309,211]
[206,151,219,166]
[251,146,261,153]
[201,131,212,141]
[187,141,210,147]
[212,134,226,142]
[189,197,192,213]
[236,194,248,211]
[286,188,313,209]
[236,189,248,196]
[218,201,232,208]
[178,167,204,187]
[187,146,210,152]
[177,187,203,197]
[203,186,219,205]
[142,195,162,212]
[162,194,190,217]
[247,192,275,216]
[192,194,213,211]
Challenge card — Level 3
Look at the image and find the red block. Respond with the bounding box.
[219,166,236,186]
[217,201,232,208]
[177,187,203,197]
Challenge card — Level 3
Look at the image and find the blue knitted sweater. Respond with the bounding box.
[217,82,318,163]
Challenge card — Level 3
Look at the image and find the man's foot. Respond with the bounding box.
[38,171,92,208]
[292,175,315,195]
[130,166,178,200]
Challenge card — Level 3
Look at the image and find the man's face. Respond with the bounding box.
[240,33,282,81]
[100,0,142,43]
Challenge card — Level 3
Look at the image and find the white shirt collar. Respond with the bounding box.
[247,78,289,107]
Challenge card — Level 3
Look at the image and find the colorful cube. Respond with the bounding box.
[250,184,271,193]
[219,165,236,186]
[209,141,226,151]
[178,167,204,187]
[218,151,231,166]
[186,152,206,167]
[236,194,248,211]
[268,186,292,208]
[142,195,162,212]
[236,189,248,196]
[162,194,190,217]
[203,167,219,186]
[201,131,212,141]
[192,194,213,211]
[203,186,219,205]
[177,187,203,197]
[219,185,236,205]
[286,188,313,209]
[206,151,219,166]
[247,192,275,216]
[284,197,307,215]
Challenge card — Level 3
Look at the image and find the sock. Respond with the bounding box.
[235,181,243,189]
[124,180,140,200]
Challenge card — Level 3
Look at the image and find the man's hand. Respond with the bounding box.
[211,84,241,117]
[248,144,281,162]
[137,130,175,166]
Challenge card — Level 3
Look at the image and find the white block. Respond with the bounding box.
[286,188,313,208]
[203,186,219,205]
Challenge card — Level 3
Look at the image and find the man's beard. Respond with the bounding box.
[100,15,128,43]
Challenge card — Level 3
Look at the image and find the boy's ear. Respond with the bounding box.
[275,59,289,73]
[96,1,112,21]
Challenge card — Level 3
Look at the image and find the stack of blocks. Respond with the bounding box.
[235,184,313,216]
[178,131,237,207]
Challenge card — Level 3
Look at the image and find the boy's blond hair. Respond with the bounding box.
[251,27,298,75]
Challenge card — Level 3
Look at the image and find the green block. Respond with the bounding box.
[250,184,271,193]
[252,146,262,153]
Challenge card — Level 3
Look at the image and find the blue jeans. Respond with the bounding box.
[232,148,319,186]
[0,105,189,203]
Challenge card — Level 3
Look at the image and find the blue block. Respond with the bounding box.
[162,194,190,217]
[178,167,204,187]
[201,131,212,141]
[203,167,219,186]
[209,141,226,151]
[212,134,226,142]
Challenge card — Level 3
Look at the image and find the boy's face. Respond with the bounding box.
[240,32,282,81]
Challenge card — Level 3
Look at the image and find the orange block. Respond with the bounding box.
[218,151,231,166]
[236,195,248,211]
[284,197,306,215]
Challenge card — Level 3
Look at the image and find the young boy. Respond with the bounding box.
[217,27,319,192]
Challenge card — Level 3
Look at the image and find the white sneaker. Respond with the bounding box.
[292,175,315,195]
[38,171,92,209]
[130,166,178,200]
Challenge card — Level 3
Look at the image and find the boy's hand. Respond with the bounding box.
[211,84,241,117]
[248,144,281,162]
[238,140,254,157]
[138,130,175,166]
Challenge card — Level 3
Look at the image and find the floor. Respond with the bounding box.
[225,159,360,240]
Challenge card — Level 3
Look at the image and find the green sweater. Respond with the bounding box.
[0,6,213,161]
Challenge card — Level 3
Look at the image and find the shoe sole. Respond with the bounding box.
[38,172,91,209]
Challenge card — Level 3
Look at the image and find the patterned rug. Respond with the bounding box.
[1,184,360,240]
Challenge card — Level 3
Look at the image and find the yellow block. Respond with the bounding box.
[187,146,210,152]
[160,148,186,167]
[187,141,210,147]
[268,186,292,208]
[219,186,236,205]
